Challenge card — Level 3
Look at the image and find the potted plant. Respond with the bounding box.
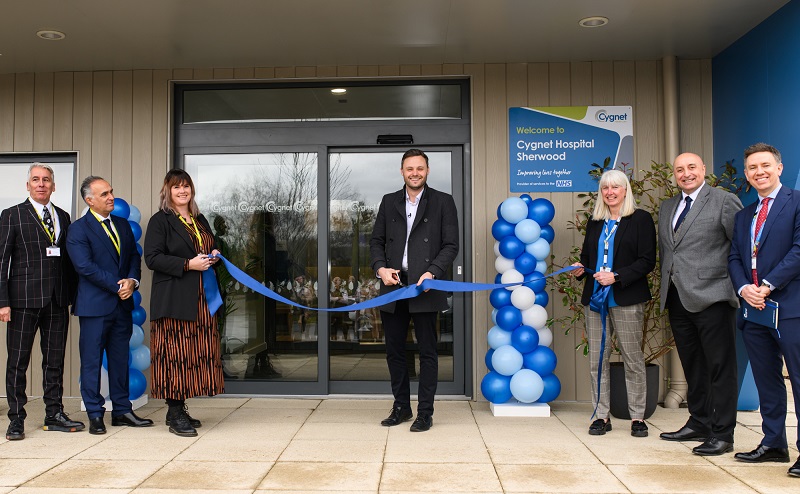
[550,157,745,418]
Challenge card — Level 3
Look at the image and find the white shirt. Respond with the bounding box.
[28,197,60,243]
[402,187,424,271]
[671,182,705,230]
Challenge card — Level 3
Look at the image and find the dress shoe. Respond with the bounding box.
[89,417,106,435]
[659,425,707,442]
[693,437,733,456]
[734,444,790,463]
[588,418,612,436]
[165,405,201,428]
[410,414,432,432]
[631,420,648,438]
[788,457,800,477]
[111,412,154,427]
[380,406,413,427]
[165,405,198,437]
[43,411,85,432]
[6,418,24,440]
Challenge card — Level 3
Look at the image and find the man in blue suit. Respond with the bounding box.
[729,143,800,477]
[66,176,153,434]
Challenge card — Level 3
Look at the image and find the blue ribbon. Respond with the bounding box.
[211,254,578,313]
[585,268,611,420]
[203,268,224,317]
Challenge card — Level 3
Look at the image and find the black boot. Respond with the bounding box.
[166,405,198,437]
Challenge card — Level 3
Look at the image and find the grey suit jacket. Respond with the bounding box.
[658,183,742,312]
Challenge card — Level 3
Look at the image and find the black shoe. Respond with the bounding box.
[659,425,707,442]
[89,417,106,435]
[165,406,198,437]
[410,414,432,432]
[788,457,800,477]
[588,418,612,435]
[380,406,413,427]
[111,412,154,427]
[693,438,733,456]
[631,420,648,438]
[734,444,790,463]
[165,405,201,428]
[43,411,85,432]
[6,418,24,440]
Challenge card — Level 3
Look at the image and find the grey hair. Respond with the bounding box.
[28,163,55,182]
[80,175,105,200]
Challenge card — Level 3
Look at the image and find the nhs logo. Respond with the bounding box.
[556,180,572,187]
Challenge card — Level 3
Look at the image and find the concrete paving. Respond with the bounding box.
[0,390,797,493]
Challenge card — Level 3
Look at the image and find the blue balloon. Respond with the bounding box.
[136,243,143,256]
[500,197,529,224]
[510,369,545,403]
[496,306,522,331]
[491,345,524,376]
[487,325,513,349]
[491,308,498,325]
[528,198,555,225]
[535,260,548,274]
[535,290,549,307]
[496,202,503,219]
[485,349,495,372]
[514,252,537,275]
[128,368,147,400]
[132,306,147,326]
[491,219,515,240]
[514,219,541,244]
[127,205,142,223]
[133,291,142,308]
[540,225,555,244]
[498,236,524,259]
[525,272,546,293]
[481,371,512,404]
[129,324,144,348]
[525,238,551,261]
[519,194,533,204]
[129,220,142,242]
[511,325,540,354]
[113,198,130,219]
[494,273,502,284]
[538,373,562,403]
[523,346,558,376]
[130,345,151,371]
[490,288,512,309]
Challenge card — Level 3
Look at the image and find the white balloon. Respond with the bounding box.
[510,286,536,311]
[514,219,542,244]
[493,240,501,257]
[536,327,553,347]
[501,269,524,291]
[526,238,551,261]
[494,256,515,274]
[491,308,498,325]
[521,304,548,330]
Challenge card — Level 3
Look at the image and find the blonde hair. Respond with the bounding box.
[591,169,636,221]
[159,169,200,216]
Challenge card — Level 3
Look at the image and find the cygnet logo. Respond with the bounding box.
[595,109,628,123]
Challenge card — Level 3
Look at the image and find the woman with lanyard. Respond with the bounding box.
[572,169,656,438]
[143,169,224,437]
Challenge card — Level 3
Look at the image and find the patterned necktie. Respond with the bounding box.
[752,197,771,283]
[42,206,55,242]
[673,196,692,232]
[103,218,118,244]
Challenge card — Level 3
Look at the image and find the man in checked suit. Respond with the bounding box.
[66,176,152,435]
[658,153,743,456]
[729,143,800,477]
[1,164,83,440]
[370,149,459,432]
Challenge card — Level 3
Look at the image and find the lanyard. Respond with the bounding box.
[601,219,619,268]
[91,210,120,255]
[34,204,56,245]
[751,205,768,258]
[177,213,204,250]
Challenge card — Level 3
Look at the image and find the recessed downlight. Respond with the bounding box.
[36,30,66,41]
[331,88,347,95]
[579,16,609,28]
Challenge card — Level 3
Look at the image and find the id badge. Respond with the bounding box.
[46,246,61,257]
[751,256,757,270]
[600,266,612,273]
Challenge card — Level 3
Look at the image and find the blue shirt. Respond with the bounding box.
[594,219,618,308]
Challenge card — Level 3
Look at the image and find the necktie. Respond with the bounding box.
[752,197,771,283]
[673,196,692,232]
[103,219,118,244]
[42,206,55,242]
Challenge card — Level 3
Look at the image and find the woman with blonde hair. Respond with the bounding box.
[572,169,656,438]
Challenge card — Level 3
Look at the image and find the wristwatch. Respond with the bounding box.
[613,273,620,283]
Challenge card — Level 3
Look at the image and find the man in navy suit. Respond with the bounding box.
[729,143,800,477]
[66,176,152,434]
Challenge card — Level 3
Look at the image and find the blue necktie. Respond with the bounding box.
[673,196,692,232]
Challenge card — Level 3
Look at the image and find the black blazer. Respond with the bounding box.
[578,208,656,307]
[144,210,218,321]
[0,200,76,309]
[370,184,459,313]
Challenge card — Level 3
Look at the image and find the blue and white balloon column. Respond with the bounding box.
[481,195,562,406]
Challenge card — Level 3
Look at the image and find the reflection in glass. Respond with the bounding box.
[328,152,454,382]
[185,153,318,381]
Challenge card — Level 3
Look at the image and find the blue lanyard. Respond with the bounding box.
[602,219,619,268]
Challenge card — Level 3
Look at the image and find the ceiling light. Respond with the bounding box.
[331,88,347,95]
[36,30,66,41]
[578,16,609,28]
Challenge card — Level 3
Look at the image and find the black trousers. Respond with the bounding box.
[381,298,438,417]
[5,300,69,421]
[667,284,738,442]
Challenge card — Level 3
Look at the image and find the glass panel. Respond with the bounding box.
[183,84,462,123]
[185,153,319,381]
[328,152,454,382]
